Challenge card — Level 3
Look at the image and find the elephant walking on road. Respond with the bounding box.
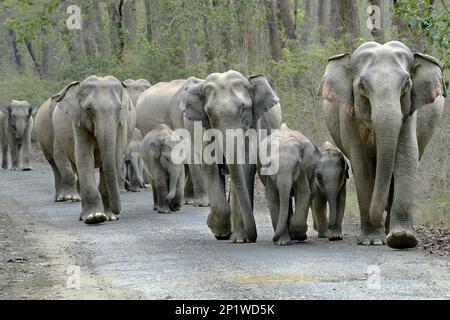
[141,124,185,213]
[52,76,136,224]
[0,100,35,171]
[260,124,321,246]
[318,41,446,249]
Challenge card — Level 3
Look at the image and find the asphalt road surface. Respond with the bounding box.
[0,162,449,299]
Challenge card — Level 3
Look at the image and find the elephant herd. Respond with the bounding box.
[0,41,446,250]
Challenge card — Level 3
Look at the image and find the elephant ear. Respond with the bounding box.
[180,80,206,124]
[137,79,152,90]
[148,136,162,160]
[318,53,353,113]
[249,74,279,124]
[55,81,81,126]
[411,53,447,115]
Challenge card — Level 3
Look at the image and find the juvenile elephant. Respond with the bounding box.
[141,124,185,213]
[123,79,152,106]
[52,76,135,224]
[312,141,349,241]
[136,77,209,207]
[260,124,321,246]
[35,96,80,202]
[319,41,446,249]
[181,70,280,243]
[124,128,145,192]
[0,100,35,171]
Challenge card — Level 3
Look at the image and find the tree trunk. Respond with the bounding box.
[300,0,312,45]
[108,0,125,62]
[40,26,50,75]
[143,0,153,43]
[278,0,297,40]
[92,1,108,54]
[330,1,341,40]
[7,28,24,73]
[264,0,283,61]
[318,0,327,43]
[202,0,215,72]
[368,0,384,42]
[123,0,137,46]
[24,40,43,79]
[337,0,361,48]
[392,0,409,43]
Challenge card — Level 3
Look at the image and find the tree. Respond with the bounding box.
[337,0,361,48]
[318,0,327,43]
[108,0,125,62]
[300,0,312,45]
[368,0,384,42]
[264,0,283,61]
[278,0,296,40]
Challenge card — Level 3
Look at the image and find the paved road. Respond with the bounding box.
[0,163,449,299]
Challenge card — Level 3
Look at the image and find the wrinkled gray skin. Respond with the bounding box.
[121,79,151,192]
[319,41,446,249]
[312,141,349,241]
[0,100,35,171]
[52,76,136,224]
[124,128,145,192]
[136,77,209,207]
[141,124,185,213]
[260,124,321,246]
[35,97,80,202]
[181,70,280,243]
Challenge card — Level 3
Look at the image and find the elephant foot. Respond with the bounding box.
[129,188,141,193]
[107,213,119,222]
[82,212,107,225]
[10,167,20,171]
[214,233,231,240]
[193,202,210,207]
[184,199,195,205]
[386,229,418,249]
[230,231,253,243]
[207,212,232,240]
[54,192,80,202]
[274,235,292,246]
[170,204,182,212]
[357,230,386,246]
[158,208,171,214]
[328,230,343,241]
[1,163,7,169]
[290,230,307,242]
[153,205,158,211]
[21,167,32,171]
[317,230,328,238]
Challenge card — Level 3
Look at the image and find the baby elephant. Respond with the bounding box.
[124,128,145,192]
[0,101,35,171]
[141,124,185,213]
[312,142,349,241]
[261,124,321,246]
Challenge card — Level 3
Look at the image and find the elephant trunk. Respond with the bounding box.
[166,165,181,201]
[273,178,293,242]
[13,119,27,141]
[326,190,339,229]
[131,156,144,189]
[97,123,121,215]
[370,103,402,228]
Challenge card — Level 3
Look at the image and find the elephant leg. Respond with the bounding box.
[329,184,346,241]
[75,128,107,224]
[9,142,20,171]
[385,179,394,235]
[99,167,118,221]
[204,164,231,240]
[53,139,79,202]
[171,169,185,212]
[265,179,291,246]
[387,117,419,249]
[48,160,63,201]
[184,166,195,205]
[129,158,143,192]
[350,148,385,245]
[21,137,31,171]
[229,187,251,243]
[312,190,328,238]
[188,164,209,207]
[150,178,158,211]
[290,173,309,241]
[1,141,7,169]
[154,171,170,214]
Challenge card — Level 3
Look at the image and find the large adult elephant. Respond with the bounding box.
[318,41,446,249]
[52,76,135,224]
[136,77,209,207]
[180,70,281,243]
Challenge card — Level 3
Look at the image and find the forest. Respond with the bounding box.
[0,0,449,226]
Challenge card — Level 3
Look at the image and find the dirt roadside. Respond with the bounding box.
[0,195,140,300]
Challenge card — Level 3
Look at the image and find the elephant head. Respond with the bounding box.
[55,76,132,216]
[1,101,35,141]
[181,70,279,241]
[123,79,152,106]
[319,41,446,228]
[149,125,185,202]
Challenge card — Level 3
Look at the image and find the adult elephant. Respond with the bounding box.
[136,77,209,207]
[52,76,135,224]
[123,79,152,106]
[318,41,446,249]
[180,70,280,243]
[35,96,79,202]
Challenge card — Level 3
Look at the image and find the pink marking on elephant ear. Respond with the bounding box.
[320,80,353,113]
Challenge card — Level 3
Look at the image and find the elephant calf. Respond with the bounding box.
[124,128,145,192]
[312,142,349,241]
[0,100,35,171]
[141,124,185,213]
[260,124,321,246]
